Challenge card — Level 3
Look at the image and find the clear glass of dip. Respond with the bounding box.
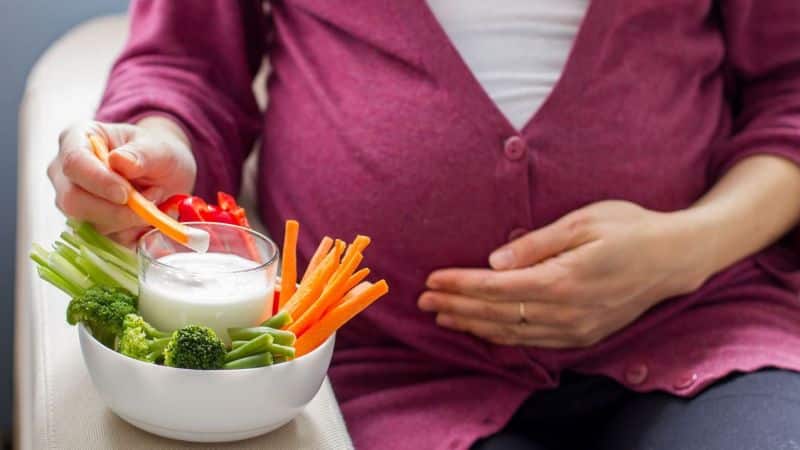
[137,222,279,343]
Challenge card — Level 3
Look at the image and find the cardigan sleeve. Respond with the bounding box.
[713,1,800,288]
[709,1,800,178]
[95,0,267,198]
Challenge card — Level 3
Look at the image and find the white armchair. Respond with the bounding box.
[14,16,352,449]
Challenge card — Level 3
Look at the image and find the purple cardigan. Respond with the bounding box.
[97,1,800,448]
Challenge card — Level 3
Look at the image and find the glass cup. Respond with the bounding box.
[137,222,278,344]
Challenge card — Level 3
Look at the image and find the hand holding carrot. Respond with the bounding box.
[49,117,196,246]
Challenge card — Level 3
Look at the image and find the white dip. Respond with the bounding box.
[139,252,273,343]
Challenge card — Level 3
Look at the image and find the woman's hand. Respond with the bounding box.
[48,117,195,246]
[418,201,711,348]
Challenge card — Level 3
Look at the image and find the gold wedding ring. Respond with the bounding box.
[518,302,528,325]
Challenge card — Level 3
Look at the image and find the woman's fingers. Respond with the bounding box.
[434,312,602,349]
[419,291,592,327]
[51,170,144,234]
[434,314,573,347]
[426,262,572,303]
[54,132,130,205]
[108,140,179,182]
[419,291,519,323]
[489,209,598,270]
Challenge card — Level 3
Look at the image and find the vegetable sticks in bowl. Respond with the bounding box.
[274,221,390,356]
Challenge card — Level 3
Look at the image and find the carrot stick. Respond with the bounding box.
[333,239,346,260]
[295,280,389,356]
[279,220,299,308]
[302,237,333,283]
[350,235,371,254]
[342,268,370,294]
[283,248,338,319]
[87,134,209,252]
[288,250,363,335]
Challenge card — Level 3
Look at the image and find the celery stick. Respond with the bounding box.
[60,232,131,275]
[223,352,273,370]
[30,243,52,269]
[265,342,295,359]
[90,245,137,276]
[227,327,296,346]
[74,255,121,290]
[225,333,273,362]
[53,242,84,272]
[79,246,138,295]
[69,220,137,268]
[231,340,248,349]
[36,266,82,297]
[48,253,92,291]
[261,310,292,329]
[59,231,83,251]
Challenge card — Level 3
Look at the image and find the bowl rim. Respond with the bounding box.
[78,323,334,373]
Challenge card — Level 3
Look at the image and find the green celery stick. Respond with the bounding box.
[227,327,296,346]
[261,310,292,329]
[36,266,82,297]
[266,342,295,359]
[53,242,84,272]
[223,352,273,370]
[79,246,138,295]
[68,220,137,268]
[231,340,248,349]
[73,255,120,290]
[48,253,92,291]
[225,333,274,362]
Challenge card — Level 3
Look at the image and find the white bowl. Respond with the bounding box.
[78,324,335,442]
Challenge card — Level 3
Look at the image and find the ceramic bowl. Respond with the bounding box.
[78,324,335,442]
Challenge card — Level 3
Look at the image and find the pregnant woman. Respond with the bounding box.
[48,1,800,449]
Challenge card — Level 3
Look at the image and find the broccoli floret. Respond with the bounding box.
[117,314,170,363]
[163,325,226,370]
[66,285,137,347]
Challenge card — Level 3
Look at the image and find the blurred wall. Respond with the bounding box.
[0,0,129,433]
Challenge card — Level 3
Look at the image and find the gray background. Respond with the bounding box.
[0,0,129,435]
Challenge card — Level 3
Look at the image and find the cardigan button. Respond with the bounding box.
[673,372,698,390]
[625,363,649,385]
[503,136,526,161]
[508,227,528,242]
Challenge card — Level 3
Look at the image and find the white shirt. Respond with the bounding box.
[426,0,590,130]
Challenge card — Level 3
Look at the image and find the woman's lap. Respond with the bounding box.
[473,369,800,450]
[597,369,800,450]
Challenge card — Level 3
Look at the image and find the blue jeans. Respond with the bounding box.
[472,369,800,450]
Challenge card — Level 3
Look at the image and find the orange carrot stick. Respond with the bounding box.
[279,220,299,308]
[350,235,371,254]
[302,236,333,283]
[295,280,389,356]
[333,239,346,260]
[87,134,209,252]
[283,248,338,319]
[288,250,363,335]
[342,268,370,294]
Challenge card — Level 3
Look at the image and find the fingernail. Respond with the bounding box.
[437,315,455,327]
[111,185,128,204]
[115,149,138,165]
[489,248,515,270]
[418,294,434,311]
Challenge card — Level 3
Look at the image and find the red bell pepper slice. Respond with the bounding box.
[158,194,189,217]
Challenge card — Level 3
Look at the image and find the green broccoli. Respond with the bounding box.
[66,285,137,348]
[117,314,171,363]
[163,325,227,370]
